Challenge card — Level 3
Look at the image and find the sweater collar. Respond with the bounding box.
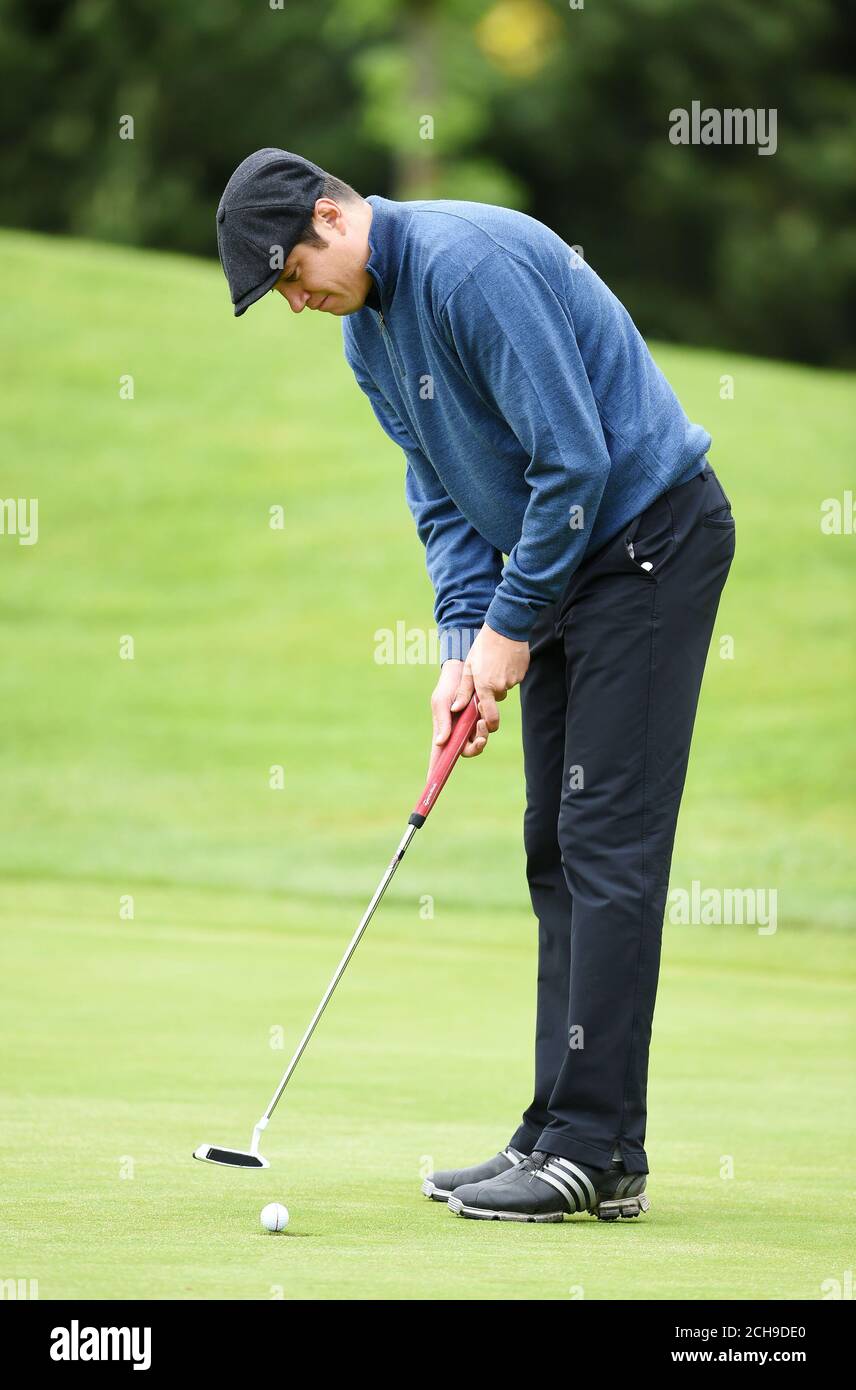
[364,195,410,311]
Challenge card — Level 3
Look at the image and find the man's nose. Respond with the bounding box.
[277,285,308,313]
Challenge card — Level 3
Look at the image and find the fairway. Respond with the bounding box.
[1,230,853,1300]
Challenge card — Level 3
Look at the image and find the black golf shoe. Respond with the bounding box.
[421,1146,527,1202]
[447,1151,650,1222]
[592,1159,652,1221]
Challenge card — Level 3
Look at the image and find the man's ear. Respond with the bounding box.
[314,197,344,236]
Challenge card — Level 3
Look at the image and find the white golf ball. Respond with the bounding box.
[260,1202,289,1232]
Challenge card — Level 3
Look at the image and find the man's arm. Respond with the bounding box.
[343,331,504,764]
[344,333,503,664]
[404,457,504,664]
[441,249,613,643]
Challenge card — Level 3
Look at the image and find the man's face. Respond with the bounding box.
[273,197,372,317]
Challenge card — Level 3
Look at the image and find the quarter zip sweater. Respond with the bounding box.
[343,196,710,661]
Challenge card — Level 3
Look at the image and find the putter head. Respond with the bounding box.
[193,1143,269,1169]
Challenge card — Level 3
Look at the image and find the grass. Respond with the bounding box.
[0,228,853,1300]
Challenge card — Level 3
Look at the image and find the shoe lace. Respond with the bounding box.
[520,1150,549,1175]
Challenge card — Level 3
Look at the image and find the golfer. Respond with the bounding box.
[217,149,735,1222]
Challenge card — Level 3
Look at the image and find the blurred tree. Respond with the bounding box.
[321,0,526,204]
[479,0,856,364]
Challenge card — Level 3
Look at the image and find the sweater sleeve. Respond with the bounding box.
[442,250,612,642]
[344,331,503,663]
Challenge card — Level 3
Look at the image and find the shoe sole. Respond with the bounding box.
[593,1195,650,1221]
[447,1196,564,1222]
[421,1179,452,1202]
[448,1194,651,1222]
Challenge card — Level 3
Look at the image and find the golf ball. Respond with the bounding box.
[260,1202,289,1232]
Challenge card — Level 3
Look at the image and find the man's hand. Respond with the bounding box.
[428,625,530,774]
[428,660,489,774]
[453,623,530,734]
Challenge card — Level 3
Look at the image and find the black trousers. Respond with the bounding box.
[508,464,735,1174]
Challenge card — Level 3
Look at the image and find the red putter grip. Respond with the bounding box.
[409,694,480,826]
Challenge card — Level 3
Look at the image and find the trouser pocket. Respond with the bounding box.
[623,489,675,575]
[701,465,735,526]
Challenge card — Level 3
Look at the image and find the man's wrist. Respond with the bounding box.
[484,594,535,644]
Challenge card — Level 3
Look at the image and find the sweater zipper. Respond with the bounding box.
[377,309,406,381]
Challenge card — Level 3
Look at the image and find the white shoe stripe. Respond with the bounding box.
[533,1168,574,1211]
[503,1147,523,1165]
[552,1157,597,1206]
[543,1163,588,1211]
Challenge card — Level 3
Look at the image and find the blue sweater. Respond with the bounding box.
[343,196,710,660]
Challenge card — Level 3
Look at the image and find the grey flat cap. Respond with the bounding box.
[216,148,327,316]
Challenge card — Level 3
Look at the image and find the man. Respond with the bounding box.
[217,148,735,1223]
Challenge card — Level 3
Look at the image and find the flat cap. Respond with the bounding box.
[216,148,327,316]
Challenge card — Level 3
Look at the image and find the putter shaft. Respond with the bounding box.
[259,821,419,1126]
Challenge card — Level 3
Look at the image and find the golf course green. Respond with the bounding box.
[1,229,853,1300]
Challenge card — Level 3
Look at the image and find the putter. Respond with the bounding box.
[194,693,481,1169]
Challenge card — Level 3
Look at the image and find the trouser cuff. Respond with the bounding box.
[535,1127,649,1175]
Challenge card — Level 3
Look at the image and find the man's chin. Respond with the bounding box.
[318,294,365,317]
